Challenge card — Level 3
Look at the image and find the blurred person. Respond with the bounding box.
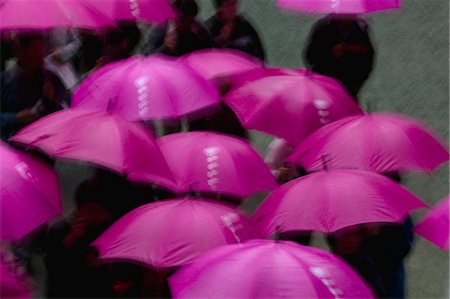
[142,0,213,56]
[187,78,248,139]
[362,217,414,298]
[43,179,114,298]
[304,14,374,100]
[327,218,414,298]
[264,138,299,184]
[205,0,265,61]
[107,262,173,298]
[1,31,14,71]
[74,31,105,77]
[188,102,249,139]
[97,21,142,67]
[1,33,66,141]
[45,28,81,91]
[327,225,386,297]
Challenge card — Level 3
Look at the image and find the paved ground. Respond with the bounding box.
[53,1,448,298]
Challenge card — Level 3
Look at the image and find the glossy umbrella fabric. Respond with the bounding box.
[72,55,220,121]
[179,49,263,83]
[92,198,259,269]
[251,169,427,237]
[287,113,450,173]
[9,109,177,191]
[0,0,113,30]
[0,259,32,299]
[223,71,363,146]
[227,66,301,89]
[169,240,375,299]
[158,132,278,199]
[71,57,141,112]
[414,197,449,250]
[90,0,175,23]
[0,143,61,241]
[277,0,400,14]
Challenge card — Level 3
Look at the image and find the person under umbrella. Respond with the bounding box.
[97,21,142,68]
[42,179,115,298]
[303,13,374,100]
[251,169,426,298]
[327,219,415,298]
[205,0,266,61]
[1,33,67,141]
[91,197,259,297]
[143,0,213,56]
[169,240,375,298]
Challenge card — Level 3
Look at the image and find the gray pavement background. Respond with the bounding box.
[55,1,449,298]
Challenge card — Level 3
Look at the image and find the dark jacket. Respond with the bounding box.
[205,14,265,62]
[1,65,66,141]
[143,21,213,57]
[304,14,374,97]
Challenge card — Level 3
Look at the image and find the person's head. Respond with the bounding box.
[173,0,199,30]
[329,13,358,29]
[14,32,45,72]
[106,21,141,54]
[214,0,238,23]
[77,31,104,74]
[327,225,363,254]
[110,263,144,298]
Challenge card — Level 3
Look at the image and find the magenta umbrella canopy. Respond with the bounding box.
[0,143,61,241]
[170,239,375,299]
[9,109,177,191]
[158,132,278,199]
[287,113,450,173]
[415,197,450,250]
[223,71,363,146]
[251,169,427,237]
[227,67,302,89]
[277,0,400,14]
[71,57,142,112]
[92,198,260,270]
[72,55,220,121]
[179,49,263,83]
[0,0,114,30]
[89,0,175,23]
[1,259,32,299]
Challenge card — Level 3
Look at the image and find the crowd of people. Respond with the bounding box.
[1,0,416,298]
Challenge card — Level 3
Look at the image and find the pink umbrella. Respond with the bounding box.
[251,169,427,237]
[223,70,363,146]
[9,109,177,191]
[1,259,32,299]
[169,239,375,299]
[71,57,141,111]
[277,0,400,14]
[89,0,176,23]
[72,55,220,121]
[179,49,263,85]
[92,198,259,270]
[287,113,450,173]
[227,66,301,89]
[0,143,61,241]
[0,0,114,30]
[158,132,278,199]
[414,197,449,250]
